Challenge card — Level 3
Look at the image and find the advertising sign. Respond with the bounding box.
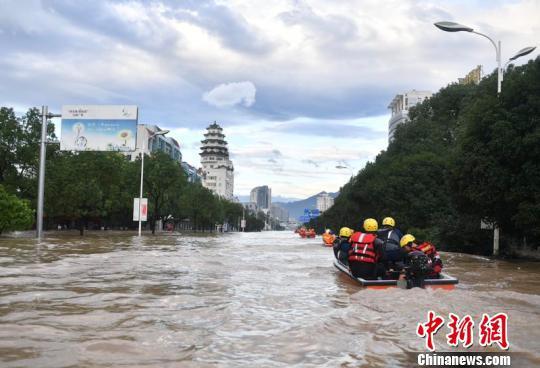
[133,198,148,221]
[241,219,246,229]
[61,105,138,151]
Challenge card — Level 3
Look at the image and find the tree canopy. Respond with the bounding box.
[0,185,33,234]
[0,110,264,234]
[314,57,540,254]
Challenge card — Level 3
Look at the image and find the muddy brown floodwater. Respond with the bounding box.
[0,231,539,367]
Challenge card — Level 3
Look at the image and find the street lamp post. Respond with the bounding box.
[434,21,536,95]
[36,106,61,239]
[138,129,169,236]
[434,21,536,255]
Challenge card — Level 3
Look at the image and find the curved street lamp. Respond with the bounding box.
[434,21,536,94]
[138,129,170,236]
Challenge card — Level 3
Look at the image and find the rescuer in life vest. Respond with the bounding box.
[333,227,353,264]
[399,234,443,279]
[399,234,433,288]
[376,217,404,272]
[413,238,443,279]
[322,229,336,246]
[348,218,385,280]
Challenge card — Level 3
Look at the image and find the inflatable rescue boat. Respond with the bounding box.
[334,259,458,290]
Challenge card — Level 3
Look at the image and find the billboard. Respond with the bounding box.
[61,105,138,151]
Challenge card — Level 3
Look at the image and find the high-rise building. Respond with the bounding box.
[200,122,234,199]
[316,192,334,212]
[250,185,271,209]
[387,90,432,142]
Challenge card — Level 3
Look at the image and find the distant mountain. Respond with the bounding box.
[274,191,339,220]
[237,195,301,203]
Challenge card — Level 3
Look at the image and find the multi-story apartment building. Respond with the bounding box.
[243,202,259,214]
[316,192,334,213]
[387,90,432,142]
[125,124,182,163]
[181,161,201,183]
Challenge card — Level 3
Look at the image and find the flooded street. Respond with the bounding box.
[1,231,539,367]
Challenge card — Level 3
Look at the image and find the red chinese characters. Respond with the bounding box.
[417,311,445,351]
[446,313,474,348]
[479,313,509,350]
[417,311,509,351]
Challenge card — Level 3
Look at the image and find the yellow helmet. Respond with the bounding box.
[363,218,378,232]
[339,227,353,237]
[400,234,415,247]
[382,217,395,227]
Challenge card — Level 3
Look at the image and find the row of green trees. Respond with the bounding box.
[0,107,265,234]
[313,57,540,255]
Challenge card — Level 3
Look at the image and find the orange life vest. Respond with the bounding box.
[414,242,437,256]
[348,232,377,263]
[322,233,335,245]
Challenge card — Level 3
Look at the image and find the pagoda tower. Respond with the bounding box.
[199,122,234,199]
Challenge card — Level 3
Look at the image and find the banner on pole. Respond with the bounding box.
[241,219,246,229]
[133,198,148,221]
[61,105,138,151]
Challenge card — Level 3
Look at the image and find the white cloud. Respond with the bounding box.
[202,81,256,108]
[2,0,539,198]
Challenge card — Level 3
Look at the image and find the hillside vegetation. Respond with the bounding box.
[314,57,540,255]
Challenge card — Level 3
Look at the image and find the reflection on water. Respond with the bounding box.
[0,231,539,367]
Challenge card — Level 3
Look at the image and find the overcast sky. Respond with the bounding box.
[1,0,538,198]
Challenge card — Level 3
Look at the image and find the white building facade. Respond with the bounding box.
[316,192,334,212]
[200,122,234,200]
[125,124,182,163]
[387,90,432,142]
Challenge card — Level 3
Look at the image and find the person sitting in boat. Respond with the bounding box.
[322,229,336,245]
[399,234,443,279]
[333,227,353,264]
[397,234,432,288]
[376,217,403,273]
[348,218,386,280]
[413,239,443,279]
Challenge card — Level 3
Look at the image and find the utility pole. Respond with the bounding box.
[36,106,61,239]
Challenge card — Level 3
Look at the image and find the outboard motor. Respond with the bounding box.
[405,250,431,289]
